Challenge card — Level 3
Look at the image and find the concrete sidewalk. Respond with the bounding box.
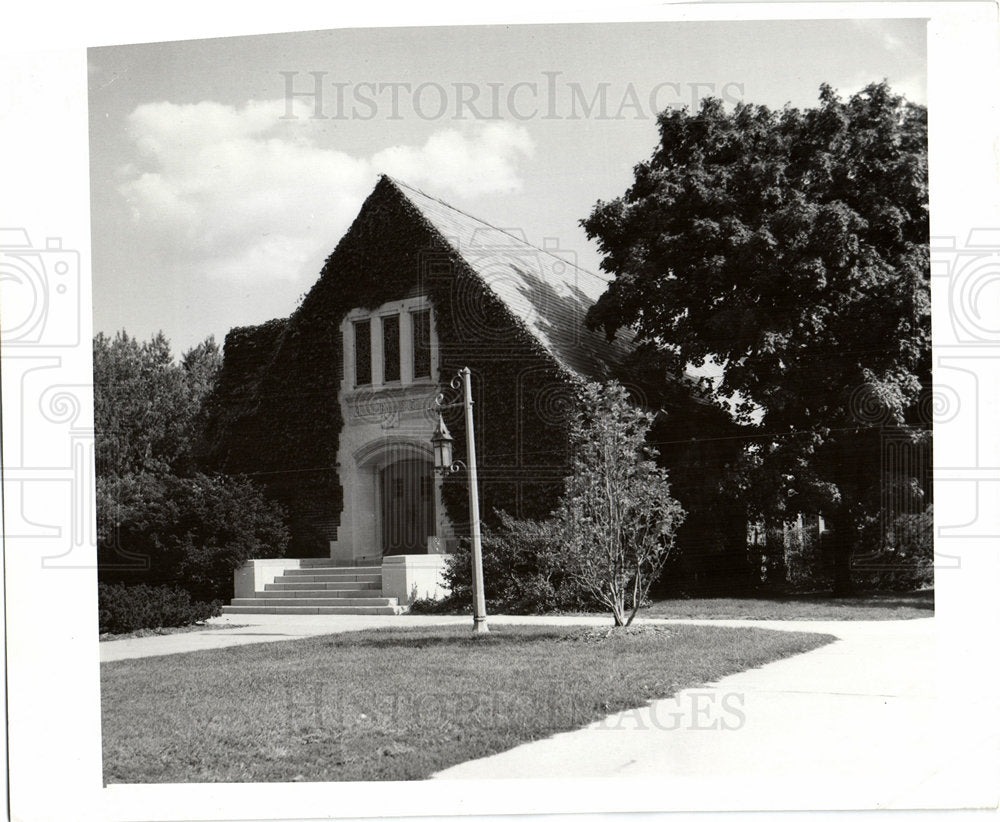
[431,617,994,810]
[99,614,995,808]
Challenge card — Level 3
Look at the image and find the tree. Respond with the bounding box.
[97,471,289,600]
[582,83,929,593]
[93,331,222,477]
[94,331,287,601]
[558,381,685,625]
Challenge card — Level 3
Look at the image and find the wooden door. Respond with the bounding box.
[381,459,435,555]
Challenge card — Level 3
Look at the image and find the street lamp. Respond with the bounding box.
[433,367,488,634]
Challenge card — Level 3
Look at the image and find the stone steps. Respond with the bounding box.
[223,604,403,615]
[230,597,398,608]
[297,558,381,568]
[264,582,383,592]
[223,562,405,616]
[281,573,383,584]
[256,588,386,598]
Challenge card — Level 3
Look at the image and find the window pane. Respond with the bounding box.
[353,320,371,386]
[412,309,431,379]
[382,315,400,382]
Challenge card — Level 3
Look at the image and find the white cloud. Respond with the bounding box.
[374,123,534,195]
[118,99,534,282]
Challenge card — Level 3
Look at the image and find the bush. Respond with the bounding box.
[782,506,934,592]
[407,595,455,615]
[97,471,289,601]
[441,512,596,614]
[852,504,934,591]
[98,582,221,634]
[557,381,685,626]
[783,519,833,592]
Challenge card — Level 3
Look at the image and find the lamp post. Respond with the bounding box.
[432,367,488,634]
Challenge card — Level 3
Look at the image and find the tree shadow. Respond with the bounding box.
[320,626,576,650]
[785,589,935,610]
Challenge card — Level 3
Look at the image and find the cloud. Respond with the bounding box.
[374,123,534,195]
[118,99,534,282]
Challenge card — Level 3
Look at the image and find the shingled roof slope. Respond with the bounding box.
[385,176,632,382]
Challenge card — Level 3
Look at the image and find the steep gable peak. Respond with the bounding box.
[374,174,627,381]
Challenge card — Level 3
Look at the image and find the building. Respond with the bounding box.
[212,176,753,613]
[211,175,651,610]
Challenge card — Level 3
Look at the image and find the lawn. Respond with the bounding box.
[636,590,933,621]
[102,623,833,783]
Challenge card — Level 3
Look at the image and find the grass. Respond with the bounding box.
[635,589,933,621]
[102,623,833,783]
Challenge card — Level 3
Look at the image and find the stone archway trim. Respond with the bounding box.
[352,436,434,470]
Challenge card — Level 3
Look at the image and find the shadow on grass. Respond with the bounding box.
[321,626,571,650]
[775,590,934,610]
[639,589,933,621]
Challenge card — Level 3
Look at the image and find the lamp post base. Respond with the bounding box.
[472,616,489,635]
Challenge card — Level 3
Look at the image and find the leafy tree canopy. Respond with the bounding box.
[585,81,928,432]
[93,330,287,600]
[582,83,929,589]
[93,331,222,478]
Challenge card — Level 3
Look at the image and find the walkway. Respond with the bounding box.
[430,617,993,811]
[98,613,995,810]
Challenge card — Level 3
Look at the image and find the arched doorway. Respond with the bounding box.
[380,457,435,555]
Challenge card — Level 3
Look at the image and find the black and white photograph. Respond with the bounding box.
[1,3,998,821]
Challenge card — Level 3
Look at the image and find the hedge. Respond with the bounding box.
[98,582,221,634]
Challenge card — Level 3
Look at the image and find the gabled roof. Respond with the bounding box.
[384,176,632,382]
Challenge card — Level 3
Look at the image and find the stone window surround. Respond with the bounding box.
[343,296,437,391]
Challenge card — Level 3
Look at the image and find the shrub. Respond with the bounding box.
[98,582,221,634]
[782,506,934,592]
[407,595,455,615]
[441,512,595,614]
[443,381,686,622]
[170,473,290,600]
[557,381,685,626]
[852,504,934,591]
[783,519,833,591]
[97,471,289,601]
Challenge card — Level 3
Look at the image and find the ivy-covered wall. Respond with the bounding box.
[209,176,750,584]
[209,177,580,556]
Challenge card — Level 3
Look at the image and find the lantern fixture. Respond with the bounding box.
[431,414,454,473]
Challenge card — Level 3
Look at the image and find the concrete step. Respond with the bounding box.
[265,581,382,591]
[298,558,381,568]
[277,572,382,583]
[230,597,398,608]
[281,568,383,579]
[256,589,387,599]
[221,604,404,616]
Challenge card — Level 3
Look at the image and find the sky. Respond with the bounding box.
[88,18,927,356]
